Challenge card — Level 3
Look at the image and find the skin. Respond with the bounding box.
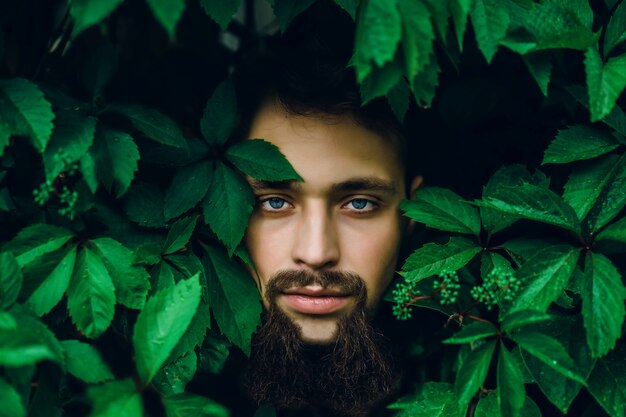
[244,100,421,344]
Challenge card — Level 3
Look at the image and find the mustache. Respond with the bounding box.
[264,270,366,303]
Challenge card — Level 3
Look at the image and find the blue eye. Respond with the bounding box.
[344,198,377,213]
[351,199,369,210]
[268,198,286,209]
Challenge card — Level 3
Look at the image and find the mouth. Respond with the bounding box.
[280,285,353,315]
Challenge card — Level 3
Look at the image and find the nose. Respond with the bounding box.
[292,202,339,271]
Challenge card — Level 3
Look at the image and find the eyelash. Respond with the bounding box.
[256,197,380,214]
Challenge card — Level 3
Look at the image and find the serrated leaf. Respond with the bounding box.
[523,52,552,96]
[582,252,626,358]
[596,215,626,243]
[397,0,434,81]
[475,391,542,417]
[146,0,185,39]
[334,0,359,19]
[168,301,211,362]
[509,245,579,314]
[401,187,480,235]
[42,109,96,181]
[387,77,410,122]
[0,252,21,310]
[498,344,525,417]
[524,1,596,51]
[511,330,586,385]
[0,376,25,417]
[423,0,450,42]
[164,161,212,222]
[360,58,404,104]
[163,216,197,255]
[354,0,401,82]
[60,340,114,383]
[80,152,99,193]
[201,78,236,146]
[67,247,116,339]
[202,163,254,255]
[108,104,187,149]
[387,381,456,417]
[443,321,498,344]
[199,0,240,30]
[93,128,139,198]
[202,245,261,356]
[70,0,124,38]
[401,237,481,283]
[25,245,76,316]
[90,238,151,310]
[269,0,316,32]
[226,139,302,182]
[604,0,626,56]
[473,184,581,235]
[196,331,231,374]
[587,343,626,417]
[587,155,626,231]
[543,125,619,164]
[3,224,73,267]
[470,0,509,63]
[563,154,621,221]
[450,0,472,50]
[455,340,496,417]
[566,84,626,136]
[0,78,55,152]
[585,47,626,122]
[153,351,197,396]
[411,52,441,107]
[124,182,166,228]
[87,378,143,417]
[132,274,201,385]
[163,393,229,417]
[501,310,551,333]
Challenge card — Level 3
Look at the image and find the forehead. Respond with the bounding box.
[247,101,405,191]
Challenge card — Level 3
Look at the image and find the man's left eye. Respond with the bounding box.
[344,198,377,212]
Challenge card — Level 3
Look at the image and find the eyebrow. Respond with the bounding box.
[248,177,398,195]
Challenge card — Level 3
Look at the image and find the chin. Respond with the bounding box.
[291,315,341,344]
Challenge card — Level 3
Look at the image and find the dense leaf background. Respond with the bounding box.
[1,0,626,416]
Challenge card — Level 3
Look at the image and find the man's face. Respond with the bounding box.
[244,101,407,344]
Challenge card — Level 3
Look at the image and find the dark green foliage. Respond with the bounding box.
[1,0,626,416]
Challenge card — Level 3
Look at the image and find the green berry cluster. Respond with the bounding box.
[57,186,78,219]
[470,267,521,310]
[52,150,79,176]
[432,270,460,305]
[33,180,54,205]
[392,280,421,320]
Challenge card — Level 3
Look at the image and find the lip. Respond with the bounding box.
[280,294,352,314]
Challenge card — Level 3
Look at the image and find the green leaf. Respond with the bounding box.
[0,78,55,152]
[153,351,197,396]
[354,0,401,82]
[199,0,240,30]
[563,154,621,221]
[87,378,143,417]
[509,245,580,314]
[201,78,236,146]
[163,216,198,255]
[24,245,76,316]
[60,340,114,383]
[582,252,626,358]
[585,47,626,122]
[401,187,481,235]
[93,128,139,198]
[0,252,21,310]
[596,215,626,243]
[269,0,316,32]
[226,139,302,182]
[523,52,552,96]
[3,224,73,267]
[443,321,498,344]
[411,53,441,107]
[90,238,151,310]
[163,393,229,417]
[475,391,542,417]
[202,163,254,255]
[108,104,188,149]
[202,245,261,356]
[455,340,496,417]
[501,310,551,333]
[422,0,450,42]
[587,155,626,231]
[450,0,472,50]
[168,300,211,362]
[132,274,201,385]
[0,376,25,417]
[360,58,404,104]
[80,152,99,193]
[42,109,96,181]
[470,0,509,63]
[67,247,116,339]
[566,84,626,136]
[334,0,360,19]
[146,0,186,39]
[124,182,166,228]
[511,330,586,385]
[387,381,456,417]
[164,161,212,220]
[604,0,626,56]
[498,344,525,417]
[397,0,434,81]
[0,309,64,366]
[473,184,581,235]
[196,331,231,374]
[70,0,124,38]
[587,343,626,417]
[401,237,481,283]
[542,125,619,164]
[386,78,410,122]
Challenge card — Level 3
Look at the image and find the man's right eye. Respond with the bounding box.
[259,197,292,211]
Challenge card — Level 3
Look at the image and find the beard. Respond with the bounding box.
[243,270,399,417]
